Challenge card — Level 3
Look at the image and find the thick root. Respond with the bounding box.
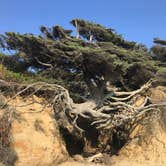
[0,79,165,155]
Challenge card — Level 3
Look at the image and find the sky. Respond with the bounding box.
[0,0,166,48]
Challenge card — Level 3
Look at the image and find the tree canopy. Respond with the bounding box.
[151,38,166,62]
[0,19,165,102]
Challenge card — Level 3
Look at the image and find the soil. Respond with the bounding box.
[0,86,165,166]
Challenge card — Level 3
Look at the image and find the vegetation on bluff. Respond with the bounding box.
[0,19,165,102]
[0,19,165,157]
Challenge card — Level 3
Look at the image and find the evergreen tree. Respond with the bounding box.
[0,19,158,101]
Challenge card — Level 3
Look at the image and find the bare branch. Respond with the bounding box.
[35,57,53,68]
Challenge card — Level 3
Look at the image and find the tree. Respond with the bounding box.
[0,19,165,155]
[70,19,137,49]
[0,20,157,102]
[153,38,166,45]
[151,38,166,62]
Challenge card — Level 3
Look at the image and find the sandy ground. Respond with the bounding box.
[9,96,68,166]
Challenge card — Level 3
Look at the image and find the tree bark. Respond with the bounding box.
[75,20,80,39]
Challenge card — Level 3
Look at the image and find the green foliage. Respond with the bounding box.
[0,63,59,84]
[124,63,156,89]
[40,25,72,40]
[153,38,166,45]
[0,53,29,72]
[155,67,166,85]
[71,19,137,49]
[151,45,166,62]
[151,38,166,62]
[0,19,164,101]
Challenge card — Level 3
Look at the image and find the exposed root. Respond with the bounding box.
[0,79,165,155]
[87,153,103,162]
[105,79,153,101]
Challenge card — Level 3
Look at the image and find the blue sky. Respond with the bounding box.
[0,0,166,47]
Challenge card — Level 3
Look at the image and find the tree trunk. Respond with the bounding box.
[89,34,93,43]
[75,20,80,39]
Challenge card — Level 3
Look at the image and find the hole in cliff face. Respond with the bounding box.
[59,118,100,156]
[78,118,99,149]
[59,115,130,157]
[59,121,130,157]
[59,127,84,156]
[110,128,129,155]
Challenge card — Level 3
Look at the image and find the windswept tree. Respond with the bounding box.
[0,19,157,102]
[40,25,72,40]
[151,38,166,62]
[153,38,166,45]
[0,19,165,155]
[70,19,137,49]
